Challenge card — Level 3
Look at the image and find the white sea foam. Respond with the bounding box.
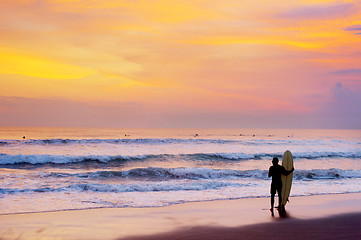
[0,153,146,164]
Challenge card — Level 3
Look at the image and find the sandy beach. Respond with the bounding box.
[1,193,360,240]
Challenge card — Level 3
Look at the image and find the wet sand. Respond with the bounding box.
[122,213,361,240]
[0,193,360,240]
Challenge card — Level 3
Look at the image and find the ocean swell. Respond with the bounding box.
[0,138,357,146]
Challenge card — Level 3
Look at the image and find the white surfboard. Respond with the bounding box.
[281,150,293,207]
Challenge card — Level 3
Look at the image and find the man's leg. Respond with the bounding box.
[277,187,283,208]
[270,185,276,210]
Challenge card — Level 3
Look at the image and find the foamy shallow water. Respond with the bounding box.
[0,128,360,214]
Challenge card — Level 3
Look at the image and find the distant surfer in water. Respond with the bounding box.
[268,157,294,212]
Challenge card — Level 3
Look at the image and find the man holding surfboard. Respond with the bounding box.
[269,152,294,212]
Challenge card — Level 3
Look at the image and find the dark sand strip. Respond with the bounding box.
[122,213,361,240]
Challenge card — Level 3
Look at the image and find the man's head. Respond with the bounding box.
[272,157,279,165]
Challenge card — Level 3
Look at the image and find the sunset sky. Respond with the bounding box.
[0,0,360,128]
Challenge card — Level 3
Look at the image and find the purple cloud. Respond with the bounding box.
[276,3,355,19]
[343,24,361,35]
[344,25,361,31]
[332,69,361,75]
[317,83,361,128]
[0,97,146,127]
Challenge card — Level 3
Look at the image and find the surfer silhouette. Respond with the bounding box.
[268,157,294,212]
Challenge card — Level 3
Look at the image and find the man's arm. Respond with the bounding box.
[268,167,272,178]
[283,167,294,176]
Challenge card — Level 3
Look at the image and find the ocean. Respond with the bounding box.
[0,127,360,214]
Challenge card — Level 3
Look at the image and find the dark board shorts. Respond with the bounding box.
[270,183,282,195]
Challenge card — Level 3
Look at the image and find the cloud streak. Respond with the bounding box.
[344,24,361,35]
[275,3,356,20]
[0,96,148,127]
[332,68,361,75]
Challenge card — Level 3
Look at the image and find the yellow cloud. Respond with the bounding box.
[182,36,323,49]
[48,0,219,23]
[136,0,217,23]
[0,72,153,103]
[0,50,96,79]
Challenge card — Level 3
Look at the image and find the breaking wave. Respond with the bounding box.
[1,167,360,195]
[47,167,361,181]
[0,151,361,165]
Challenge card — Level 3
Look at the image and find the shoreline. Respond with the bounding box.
[1,193,361,239]
[0,192,359,216]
